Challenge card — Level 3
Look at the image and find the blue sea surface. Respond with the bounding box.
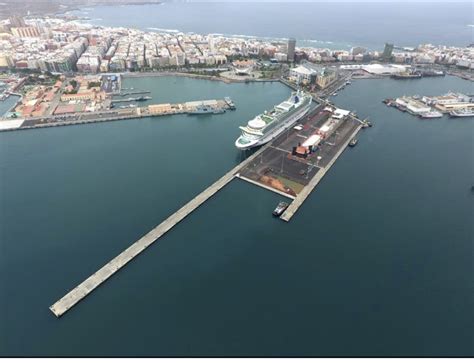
[1,75,473,356]
[70,2,473,49]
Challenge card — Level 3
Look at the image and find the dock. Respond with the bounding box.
[49,141,268,318]
[235,103,366,222]
[0,98,235,132]
[280,123,362,221]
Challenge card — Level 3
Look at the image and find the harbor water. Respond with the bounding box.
[0,75,473,356]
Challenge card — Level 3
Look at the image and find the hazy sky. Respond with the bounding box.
[183,0,470,2]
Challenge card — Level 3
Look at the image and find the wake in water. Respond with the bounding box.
[147,27,180,33]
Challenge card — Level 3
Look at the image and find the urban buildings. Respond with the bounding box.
[0,16,472,76]
[289,62,337,89]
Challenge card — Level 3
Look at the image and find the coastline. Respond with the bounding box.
[121,71,280,84]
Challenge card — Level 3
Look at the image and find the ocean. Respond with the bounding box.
[69,2,473,50]
[0,75,473,356]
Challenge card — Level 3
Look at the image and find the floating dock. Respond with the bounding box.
[49,140,267,318]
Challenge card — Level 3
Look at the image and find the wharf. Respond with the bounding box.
[280,123,362,221]
[111,96,152,103]
[235,104,365,222]
[49,140,268,318]
[0,98,234,132]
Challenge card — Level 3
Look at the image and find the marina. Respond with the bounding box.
[384,92,474,118]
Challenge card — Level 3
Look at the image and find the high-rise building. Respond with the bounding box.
[287,38,296,62]
[208,35,215,53]
[382,43,394,61]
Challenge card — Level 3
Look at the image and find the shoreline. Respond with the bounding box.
[121,71,280,84]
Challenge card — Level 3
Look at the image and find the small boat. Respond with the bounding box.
[272,201,289,217]
[449,108,474,118]
[420,111,443,119]
[349,138,358,147]
[189,104,213,115]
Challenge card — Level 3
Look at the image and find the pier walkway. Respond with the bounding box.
[49,143,269,318]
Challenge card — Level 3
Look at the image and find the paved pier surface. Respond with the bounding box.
[0,98,233,133]
[280,124,363,221]
[49,144,269,317]
[235,174,296,200]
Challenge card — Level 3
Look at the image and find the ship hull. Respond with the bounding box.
[235,102,311,150]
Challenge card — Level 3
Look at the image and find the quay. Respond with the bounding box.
[0,98,235,132]
[49,141,269,318]
[235,102,367,222]
[280,122,363,221]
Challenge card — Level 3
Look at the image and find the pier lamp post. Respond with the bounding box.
[316,155,322,168]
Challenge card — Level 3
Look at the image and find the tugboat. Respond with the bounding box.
[272,201,289,217]
[349,138,358,147]
[224,97,236,110]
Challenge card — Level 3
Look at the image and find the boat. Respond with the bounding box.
[189,104,214,115]
[235,90,312,150]
[449,108,474,118]
[349,138,358,147]
[391,71,422,79]
[224,97,236,110]
[419,111,443,119]
[135,96,151,102]
[272,201,289,217]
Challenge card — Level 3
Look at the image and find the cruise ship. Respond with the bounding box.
[235,91,312,150]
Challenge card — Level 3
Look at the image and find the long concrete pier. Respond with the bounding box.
[280,123,363,221]
[49,144,269,318]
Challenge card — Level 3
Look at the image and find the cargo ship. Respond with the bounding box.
[235,90,312,150]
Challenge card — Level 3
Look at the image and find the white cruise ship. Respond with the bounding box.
[235,91,312,150]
